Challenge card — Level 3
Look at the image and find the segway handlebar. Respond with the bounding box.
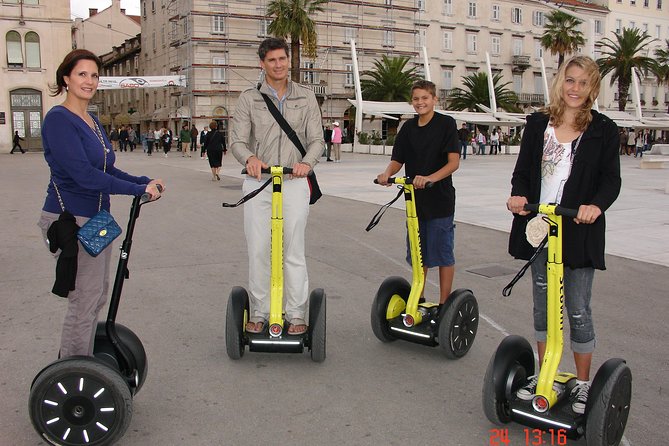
[241,167,294,175]
[140,183,163,203]
[524,203,578,218]
[374,177,433,188]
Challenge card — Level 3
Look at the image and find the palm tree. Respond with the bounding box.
[266,0,327,82]
[597,28,659,111]
[540,10,585,68]
[447,72,521,113]
[359,55,419,102]
[654,39,669,86]
[359,55,419,136]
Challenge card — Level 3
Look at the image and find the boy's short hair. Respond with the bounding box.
[258,37,290,60]
[411,80,437,97]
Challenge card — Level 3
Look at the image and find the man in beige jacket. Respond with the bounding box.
[230,37,324,336]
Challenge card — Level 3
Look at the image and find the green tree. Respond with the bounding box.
[447,72,521,113]
[359,55,420,136]
[597,28,659,111]
[654,39,669,85]
[359,55,419,102]
[266,0,327,83]
[540,10,585,68]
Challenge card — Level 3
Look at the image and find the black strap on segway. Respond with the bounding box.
[502,237,548,297]
[365,186,405,232]
[222,177,273,208]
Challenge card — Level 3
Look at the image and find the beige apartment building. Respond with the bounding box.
[137,0,421,140]
[122,0,668,143]
[71,0,141,58]
[0,0,72,152]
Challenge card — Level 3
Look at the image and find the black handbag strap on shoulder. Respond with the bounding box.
[259,90,307,158]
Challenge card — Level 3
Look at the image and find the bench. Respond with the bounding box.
[639,155,668,169]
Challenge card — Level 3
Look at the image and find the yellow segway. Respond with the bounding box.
[482,203,632,444]
[367,176,478,359]
[223,166,326,362]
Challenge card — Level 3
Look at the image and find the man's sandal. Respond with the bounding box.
[287,318,308,335]
[246,317,266,334]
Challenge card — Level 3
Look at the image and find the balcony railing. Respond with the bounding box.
[512,55,531,71]
[306,84,328,96]
[516,93,545,104]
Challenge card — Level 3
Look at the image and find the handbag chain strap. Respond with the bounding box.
[52,117,108,213]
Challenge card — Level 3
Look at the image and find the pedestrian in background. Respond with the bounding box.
[190,124,198,153]
[11,130,26,154]
[204,121,225,181]
[332,121,342,163]
[146,127,155,156]
[179,123,191,157]
[323,124,333,161]
[457,123,469,159]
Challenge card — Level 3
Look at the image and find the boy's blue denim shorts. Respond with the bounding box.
[406,215,455,268]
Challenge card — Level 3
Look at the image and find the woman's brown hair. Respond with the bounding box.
[50,49,102,96]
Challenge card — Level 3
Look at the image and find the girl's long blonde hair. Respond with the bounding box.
[544,55,601,132]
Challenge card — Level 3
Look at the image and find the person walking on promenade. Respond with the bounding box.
[458,123,469,159]
[323,124,333,161]
[179,123,191,157]
[230,37,324,335]
[476,129,487,155]
[127,126,136,152]
[200,127,209,159]
[146,127,155,156]
[332,121,342,163]
[37,49,164,358]
[490,128,500,155]
[506,55,621,414]
[109,127,119,151]
[161,127,172,157]
[190,124,198,154]
[11,130,26,153]
[204,121,225,181]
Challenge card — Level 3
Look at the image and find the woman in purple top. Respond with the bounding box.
[37,49,165,358]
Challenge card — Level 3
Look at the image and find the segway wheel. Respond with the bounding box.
[29,358,132,446]
[225,287,249,360]
[482,335,535,425]
[371,276,410,342]
[308,288,327,363]
[438,289,478,359]
[585,358,632,446]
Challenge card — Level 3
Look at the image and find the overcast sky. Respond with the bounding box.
[70,0,140,20]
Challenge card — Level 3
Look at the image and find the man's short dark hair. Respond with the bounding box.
[258,37,290,60]
[411,80,437,97]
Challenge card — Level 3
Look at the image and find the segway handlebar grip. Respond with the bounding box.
[140,184,163,203]
[523,203,578,218]
[241,167,294,175]
[374,177,433,188]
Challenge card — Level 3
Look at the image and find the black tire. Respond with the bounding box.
[29,358,132,446]
[93,323,148,394]
[482,335,535,425]
[585,359,632,446]
[308,289,326,363]
[225,287,249,360]
[370,276,410,342]
[438,289,478,359]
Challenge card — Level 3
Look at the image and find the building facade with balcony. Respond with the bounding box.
[1,0,72,152]
[422,0,609,112]
[138,0,420,140]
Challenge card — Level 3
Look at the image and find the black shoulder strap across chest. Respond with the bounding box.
[258,89,306,157]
